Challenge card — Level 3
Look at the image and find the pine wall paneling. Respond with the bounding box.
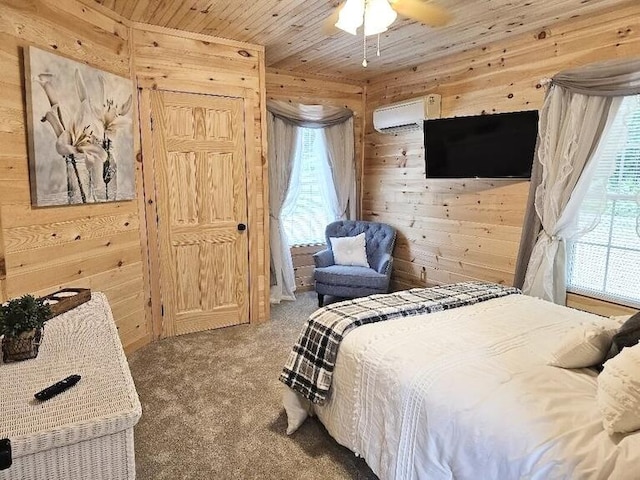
[290,244,323,293]
[0,0,152,353]
[265,69,366,291]
[363,2,640,316]
[566,293,636,318]
[133,24,270,332]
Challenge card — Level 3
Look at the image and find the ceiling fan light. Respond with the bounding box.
[335,0,365,35]
[363,0,397,36]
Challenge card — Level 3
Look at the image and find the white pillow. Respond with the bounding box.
[548,326,618,368]
[283,387,312,435]
[330,233,369,267]
[597,343,640,434]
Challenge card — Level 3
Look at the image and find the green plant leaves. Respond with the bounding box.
[0,295,52,338]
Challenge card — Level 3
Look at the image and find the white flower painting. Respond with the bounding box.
[25,47,135,206]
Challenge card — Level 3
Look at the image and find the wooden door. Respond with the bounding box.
[150,90,249,336]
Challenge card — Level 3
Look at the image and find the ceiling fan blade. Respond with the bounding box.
[321,4,343,35]
[390,0,451,27]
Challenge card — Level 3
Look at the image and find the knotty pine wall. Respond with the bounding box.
[0,0,152,353]
[0,0,271,354]
[266,69,365,292]
[133,23,270,332]
[289,244,323,293]
[363,2,640,316]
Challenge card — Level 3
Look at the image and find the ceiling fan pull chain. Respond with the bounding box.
[362,28,368,67]
[377,33,381,56]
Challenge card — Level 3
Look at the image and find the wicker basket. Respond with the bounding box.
[1,328,42,363]
[0,293,141,480]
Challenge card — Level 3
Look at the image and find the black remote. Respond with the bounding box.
[34,375,81,401]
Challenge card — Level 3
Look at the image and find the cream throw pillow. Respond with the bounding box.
[597,343,640,434]
[548,326,618,368]
[330,233,369,268]
[283,387,312,435]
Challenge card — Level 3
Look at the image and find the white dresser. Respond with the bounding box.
[0,293,141,480]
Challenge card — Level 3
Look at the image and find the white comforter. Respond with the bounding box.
[312,294,639,480]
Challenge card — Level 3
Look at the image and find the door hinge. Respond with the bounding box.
[161,304,164,317]
[150,115,154,131]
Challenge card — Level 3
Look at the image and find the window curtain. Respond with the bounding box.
[324,118,356,219]
[268,113,301,304]
[267,100,355,303]
[516,57,640,303]
[267,100,353,128]
[268,100,356,220]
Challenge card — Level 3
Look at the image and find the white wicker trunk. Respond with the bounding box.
[0,293,142,480]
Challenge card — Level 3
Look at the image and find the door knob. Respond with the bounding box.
[237,223,247,231]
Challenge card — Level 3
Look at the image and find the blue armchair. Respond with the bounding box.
[314,220,397,307]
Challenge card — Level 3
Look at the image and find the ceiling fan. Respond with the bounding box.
[324,0,451,66]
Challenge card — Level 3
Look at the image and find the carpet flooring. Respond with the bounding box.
[129,291,377,480]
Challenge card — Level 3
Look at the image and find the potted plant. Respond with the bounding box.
[0,294,51,362]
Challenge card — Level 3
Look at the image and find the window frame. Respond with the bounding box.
[566,196,640,309]
[565,96,640,309]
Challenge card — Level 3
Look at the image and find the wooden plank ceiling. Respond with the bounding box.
[95,0,633,81]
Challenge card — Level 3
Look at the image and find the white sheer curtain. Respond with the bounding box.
[323,118,356,219]
[268,113,302,303]
[522,86,621,302]
[281,129,338,227]
[561,97,635,237]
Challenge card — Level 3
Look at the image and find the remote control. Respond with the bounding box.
[34,375,81,401]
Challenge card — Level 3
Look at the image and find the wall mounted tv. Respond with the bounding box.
[424,110,539,179]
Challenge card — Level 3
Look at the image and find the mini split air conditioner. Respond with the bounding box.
[373,94,442,134]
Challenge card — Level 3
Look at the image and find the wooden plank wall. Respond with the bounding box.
[290,244,323,292]
[0,1,270,355]
[266,69,366,290]
[133,24,270,327]
[0,0,153,353]
[363,2,640,316]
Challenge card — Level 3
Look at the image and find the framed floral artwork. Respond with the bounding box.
[24,47,135,206]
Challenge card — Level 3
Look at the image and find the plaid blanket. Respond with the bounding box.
[280,281,520,404]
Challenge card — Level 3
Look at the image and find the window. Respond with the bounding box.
[281,128,337,246]
[567,95,640,307]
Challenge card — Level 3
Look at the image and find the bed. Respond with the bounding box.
[281,284,640,480]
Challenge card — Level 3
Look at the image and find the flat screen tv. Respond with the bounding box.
[424,110,539,179]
